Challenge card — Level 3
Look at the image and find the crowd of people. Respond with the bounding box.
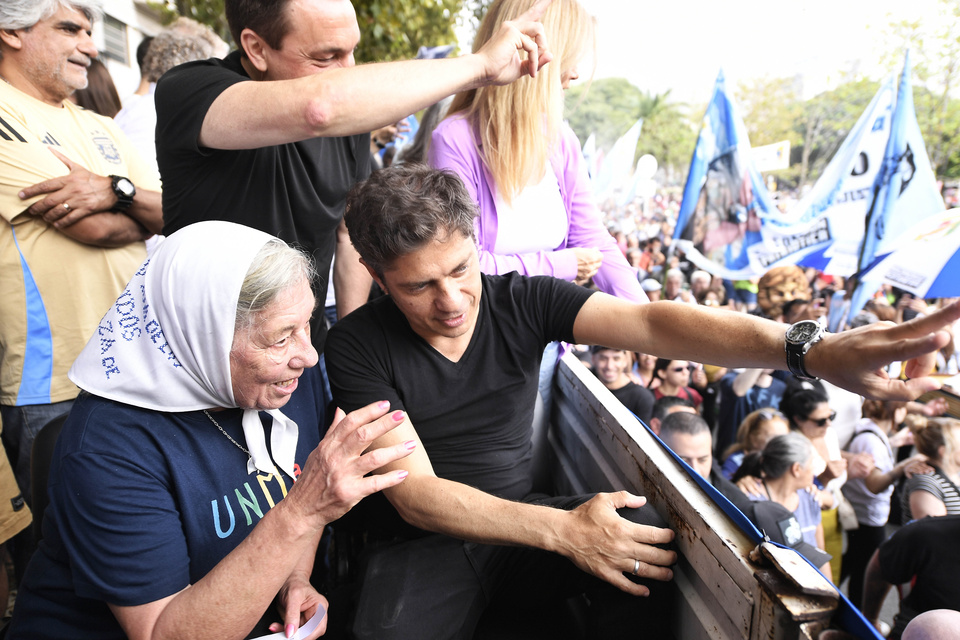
[576,210,960,636]
[0,0,958,639]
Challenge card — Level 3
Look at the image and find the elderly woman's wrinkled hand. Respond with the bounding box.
[271,571,328,639]
[290,401,415,528]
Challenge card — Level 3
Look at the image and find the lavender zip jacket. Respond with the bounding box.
[429,116,646,303]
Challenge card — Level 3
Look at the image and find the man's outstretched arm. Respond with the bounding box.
[572,294,960,401]
[198,0,553,150]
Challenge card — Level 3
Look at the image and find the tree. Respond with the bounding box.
[149,0,231,44]
[353,0,462,63]
[795,79,881,187]
[149,0,464,64]
[879,0,960,179]
[565,78,697,178]
[735,76,804,148]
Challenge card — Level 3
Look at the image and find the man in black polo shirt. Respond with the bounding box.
[156,0,554,352]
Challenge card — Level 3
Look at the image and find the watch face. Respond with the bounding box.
[786,320,820,343]
[117,178,135,197]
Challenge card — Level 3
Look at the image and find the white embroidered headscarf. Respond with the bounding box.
[69,220,300,477]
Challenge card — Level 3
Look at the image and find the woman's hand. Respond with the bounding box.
[900,454,933,479]
[736,475,764,498]
[689,364,708,390]
[572,247,602,285]
[287,402,416,529]
[888,427,915,449]
[806,485,826,508]
[269,572,328,639]
[845,452,874,480]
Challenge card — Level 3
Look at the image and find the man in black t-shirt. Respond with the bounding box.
[326,164,960,639]
[862,515,960,639]
[591,345,655,423]
[154,0,555,351]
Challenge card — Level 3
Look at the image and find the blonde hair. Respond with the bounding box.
[447,0,595,203]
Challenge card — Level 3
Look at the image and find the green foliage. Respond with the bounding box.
[877,0,960,179]
[149,0,463,63]
[565,78,697,177]
[353,0,462,63]
[735,76,803,147]
[797,79,881,185]
[148,0,231,44]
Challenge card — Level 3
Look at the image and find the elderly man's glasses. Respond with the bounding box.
[804,411,836,427]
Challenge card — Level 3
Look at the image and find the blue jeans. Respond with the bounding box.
[0,400,74,503]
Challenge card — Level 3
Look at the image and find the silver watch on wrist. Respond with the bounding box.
[784,319,826,380]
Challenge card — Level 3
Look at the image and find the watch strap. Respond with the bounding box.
[785,342,814,379]
[109,175,135,212]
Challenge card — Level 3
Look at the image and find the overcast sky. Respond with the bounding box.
[576,0,945,103]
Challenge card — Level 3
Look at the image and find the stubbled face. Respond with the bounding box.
[259,0,359,81]
[592,349,630,386]
[375,232,482,354]
[6,5,97,105]
[663,430,713,479]
[230,279,319,410]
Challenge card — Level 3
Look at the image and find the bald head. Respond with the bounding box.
[902,610,960,640]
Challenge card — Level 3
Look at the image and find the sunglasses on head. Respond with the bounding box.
[804,411,836,427]
[759,410,784,421]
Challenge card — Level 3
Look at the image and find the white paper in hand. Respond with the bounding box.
[249,607,326,640]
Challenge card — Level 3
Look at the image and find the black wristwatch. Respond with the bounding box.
[109,175,136,212]
[784,320,826,380]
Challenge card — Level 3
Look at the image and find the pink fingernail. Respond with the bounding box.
[285,623,295,638]
[404,440,416,450]
[378,400,390,410]
[391,410,404,421]
[398,470,409,479]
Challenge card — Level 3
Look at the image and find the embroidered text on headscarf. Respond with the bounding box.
[70,221,301,478]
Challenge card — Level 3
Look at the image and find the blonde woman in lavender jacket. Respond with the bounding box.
[429,0,647,305]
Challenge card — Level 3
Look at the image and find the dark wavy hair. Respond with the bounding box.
[779,386,830,428]
[345,164,478,277]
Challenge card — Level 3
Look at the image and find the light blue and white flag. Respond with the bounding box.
[858,208,960,299]
[592,118,642,200]
[673,70,777,279]
[751,76,896,275]
[849,52,945,313]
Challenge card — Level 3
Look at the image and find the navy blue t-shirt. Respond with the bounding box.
[715,372,786,457]
[8,367,324,639]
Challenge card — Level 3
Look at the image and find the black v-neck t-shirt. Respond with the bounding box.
[327,273,593,505]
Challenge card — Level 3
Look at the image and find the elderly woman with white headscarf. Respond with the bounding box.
[8,221,414,640]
